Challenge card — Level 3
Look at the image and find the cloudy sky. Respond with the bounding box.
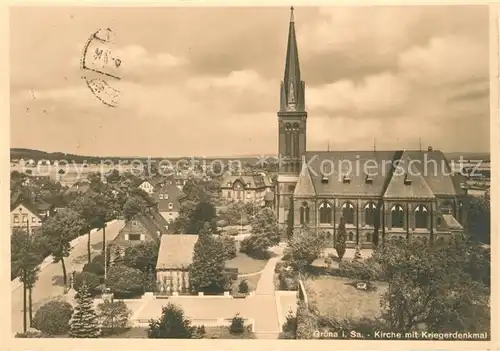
[10,6,489,157]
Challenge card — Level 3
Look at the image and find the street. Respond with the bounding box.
[11,220,124,334]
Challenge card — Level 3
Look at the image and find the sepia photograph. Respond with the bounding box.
[6,3,493,345]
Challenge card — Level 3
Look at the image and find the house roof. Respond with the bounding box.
[150,208,169,230]
[156,234,199,270]
[264,192,274,201]
[11,201,43,220]
[155,183,182,212]
[221,174,272,190]
[294,159,316,197]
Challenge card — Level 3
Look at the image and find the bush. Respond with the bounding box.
[226,228,240,236]
[238,279,249,294]
[73,271,101,295]
[280,309,297,339]
[295,301,318,339]
[106,265,145,298]
[15,330,47,338]
[337,259,383,282]
[220,234,237,260]
[148,303,195,338]
[97,300,132,334]
[229,313,245,335]
[32,300,73,335]
[82,256,105,277]
[239,236,270,259]
[216,219,229,228]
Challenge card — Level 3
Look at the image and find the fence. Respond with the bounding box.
[297,279,308,308]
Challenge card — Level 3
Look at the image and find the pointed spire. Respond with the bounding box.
[327,140,330,152]
[373,138,377,152]
[280,6,304,112]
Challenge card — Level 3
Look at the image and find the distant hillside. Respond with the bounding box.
[445,152,490,162]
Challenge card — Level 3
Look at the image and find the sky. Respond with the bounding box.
[10,6,490,157]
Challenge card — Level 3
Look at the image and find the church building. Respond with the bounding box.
[275,8,468,248]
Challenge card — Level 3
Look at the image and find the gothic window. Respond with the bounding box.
[391,205,404,228]
[319,201,332,224]
[293,123,299,131]
[415,205,429,229]
[364,203,377,226]
[342,202,355,224]
[288,185,295,193]
[300,202,310,225]
[348,232,354,241]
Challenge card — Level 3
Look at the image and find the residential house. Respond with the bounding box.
[64,179,91,198]
[110,212,167,255]
[221,174,273,207]
[156,234,198,294]
[138,179,159,195]
[154,183,182,222]
[11,201,46,234]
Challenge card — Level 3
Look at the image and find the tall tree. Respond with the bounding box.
[284,226,326,272]
[42,209,84,286]
[148,303,195,339]
[69,283,101,338]
[240,207,281,258]
[335,217,347,260]
[377,238,490,333]
[189,223,226,294]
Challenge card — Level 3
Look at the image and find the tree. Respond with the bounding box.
[335,217,347,260]
[69,283,101,338]
[123,241,159,273]
[105,265,145,298]
[173,200,217,234]
[97,300,131,335]
[42,210,84,286]
[229,313,245,335]
[122,195,148,221]
[106,169,121,184]
[148,303,195,339]
[83,254,106,277]
[189,223,226,294]
[377,238,490,333]
[284,226,326,272]
[468,193,490,244]
[238,280,249,294]
[220,234,237,260]
[240,207,281,258]
[281,309,297,339]
[73,271,101,295]
[32,300,73,335]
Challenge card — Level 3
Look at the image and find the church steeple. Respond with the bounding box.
[280,6,305,112]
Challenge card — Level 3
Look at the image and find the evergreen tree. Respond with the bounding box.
[69,283,101,338]
[335,217,347,261]
[353,246,362,262]
[189,223,226,294]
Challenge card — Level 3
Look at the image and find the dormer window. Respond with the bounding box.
[365,174,373,184]
[403,174,412,185]
[342,174,351,184]
[164,194,169,199]
[321,176,329,184]
[227,182,231,187]
[246,182,251,188]
[159,194,164,199]
[168,203,173,210]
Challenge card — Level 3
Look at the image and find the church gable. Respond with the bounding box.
[384,151,436,199]
[293,158,316,197]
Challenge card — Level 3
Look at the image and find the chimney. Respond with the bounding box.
[427,146,433,152]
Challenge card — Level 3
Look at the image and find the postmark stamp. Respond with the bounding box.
[80,28,122,107]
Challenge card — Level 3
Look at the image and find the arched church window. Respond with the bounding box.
[284,123,292,131]
[293,123,299,131]
[364,203,377,226]
[391,205,404,228]
[342,202,355,224]
[415,205,429,229]
[300,202,310,225]
[319,201,332,224]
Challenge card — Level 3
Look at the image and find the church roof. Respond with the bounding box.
[383,151,435,199]
[300,150,460,198]
[304,150,398,196]
[441,214,463,230]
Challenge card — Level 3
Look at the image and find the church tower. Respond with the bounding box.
[278,6,307,174]
[276,7,307,227]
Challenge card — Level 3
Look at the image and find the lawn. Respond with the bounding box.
[225,243,268,275]
[231,273,261,294]
[306,276,388,321]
